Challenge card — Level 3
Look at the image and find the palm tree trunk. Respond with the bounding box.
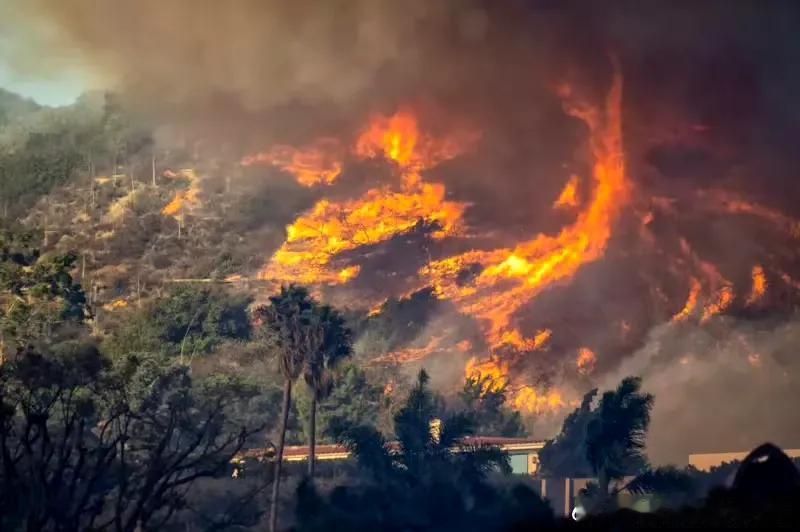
[308,393,317,477]
[598,469,613,510]
[270,379,292,532]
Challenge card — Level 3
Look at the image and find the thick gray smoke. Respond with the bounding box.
[596,318,800,465]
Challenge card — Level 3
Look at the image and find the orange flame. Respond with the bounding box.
[423,67,627,350]
[260,110,472,286]
[701,285,734,322]
[512,386,565,415]
[553,174,580,209]
[465,351,564,415]
[672,277,701,322]
[466,355,510,392]
[242,138,342,187]
[161,169,201,219]
[746,265,767,305]
[576,347,597,375]
[700,190,800,238]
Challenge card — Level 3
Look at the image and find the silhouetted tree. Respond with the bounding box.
[302,303,351,478]
[295,369,553,531]
[252,285,319,532]
[0,226,87,353]
[538,388,597,477]
[586,376,653,504]
[0,344,262,531]
[458,374,526,437]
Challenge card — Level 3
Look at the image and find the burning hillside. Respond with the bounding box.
[10,0,800,461]
[239,58,800,417]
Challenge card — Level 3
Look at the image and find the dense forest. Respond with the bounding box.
[1,91,799,531]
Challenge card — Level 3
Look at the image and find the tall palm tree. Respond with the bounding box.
[585,376,654,500]
[303,304,351,478]
[252,285,317,532]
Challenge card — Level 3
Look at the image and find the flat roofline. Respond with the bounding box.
[240,437,545,463]
[689,448,800,457]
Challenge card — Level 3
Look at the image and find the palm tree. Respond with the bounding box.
[252,285,318,532]
[585,376,654,503]
[304,370,525,530]
[333,369,509,484]
[303,304,351,478]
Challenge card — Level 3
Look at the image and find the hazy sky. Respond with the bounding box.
[0,61,89,107]
[0,1,97,107]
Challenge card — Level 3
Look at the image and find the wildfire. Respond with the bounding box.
[102,298,129,311]
[498,328,552,351]
[512,386,565,415]
[423,66,627,350]
[241,138,343,187]
[747,265,767,305]
[260,110,473,286]
[369,334,471,365]
[699,189,800,238]
[553,175,580,209]
[576,347,596,375]
[465,348,564,415]
[700,285,734,322]
[672,277,701,322]
[162,169,201,219]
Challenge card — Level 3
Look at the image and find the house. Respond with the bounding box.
[237,436,545,475]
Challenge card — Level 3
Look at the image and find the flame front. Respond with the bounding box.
[242,139,343,187]
[423,68,627,351]
[247,60,800,417]
[260,110,472,286]
[162,169,201,218]
[747,265,767,305]
[672,277,701,322]
[553,175,580,209]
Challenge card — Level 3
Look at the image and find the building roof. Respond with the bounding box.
[240,436,545,463]
[689,448,800,472]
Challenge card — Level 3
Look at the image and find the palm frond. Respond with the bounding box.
[625,466,694,495]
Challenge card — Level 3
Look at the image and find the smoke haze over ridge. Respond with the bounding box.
[5,0,800,463]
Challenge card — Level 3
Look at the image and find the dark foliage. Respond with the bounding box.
[294,369,553,531]
[458,374,526,437]
[0,344,264,531]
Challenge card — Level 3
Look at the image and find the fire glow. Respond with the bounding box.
[254,109,471,286]
[241,60,800,416]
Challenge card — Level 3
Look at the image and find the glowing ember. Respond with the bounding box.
[241,138,343,187]
[553,175,580,209]
[576,347,596,375]
[746,265,767,305]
